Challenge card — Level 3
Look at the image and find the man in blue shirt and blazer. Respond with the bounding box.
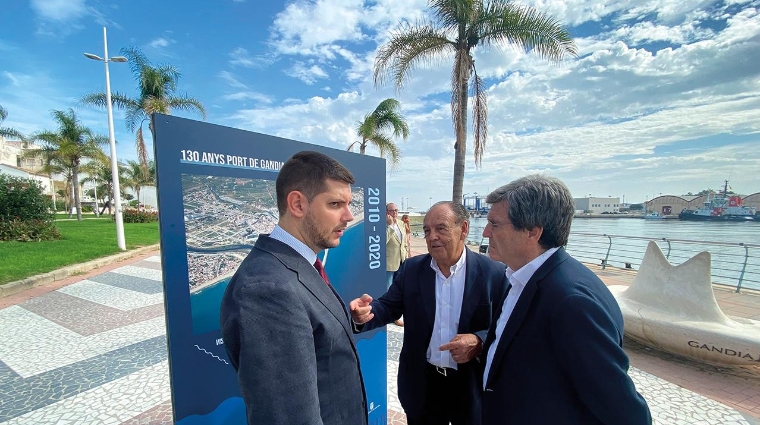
[220,151,367,425]
[480,175,651,425]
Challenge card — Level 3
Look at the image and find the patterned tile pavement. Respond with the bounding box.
[1,248,759,425]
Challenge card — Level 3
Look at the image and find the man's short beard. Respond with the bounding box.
[304,208,338,250]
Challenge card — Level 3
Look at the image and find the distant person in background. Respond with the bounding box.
[401,214,412,254]
[99,199,111,216]
[350,201,507,425]
[386,203,407,326]
[220,151,368,425]
[480,174,650,425]
[386,203,408,287]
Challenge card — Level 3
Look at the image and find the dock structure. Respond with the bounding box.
[462,194,489,217]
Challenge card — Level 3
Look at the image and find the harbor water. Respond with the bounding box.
[467,216,760,245]
[466,217,760,291]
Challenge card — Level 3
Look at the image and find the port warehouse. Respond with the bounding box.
[644,192,760,217]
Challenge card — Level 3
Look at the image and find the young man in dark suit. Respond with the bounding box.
[350,201,507,425]
[481,175,651,425]
[220,151,367,425]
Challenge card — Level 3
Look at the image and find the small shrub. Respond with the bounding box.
[0,174,60,241]
[82,205,93,213]
[122,208,158,223]
[0,174,54,222]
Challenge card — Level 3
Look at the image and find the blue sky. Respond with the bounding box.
[1,0,759,209]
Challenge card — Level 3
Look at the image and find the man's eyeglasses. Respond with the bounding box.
[387,209,398,213]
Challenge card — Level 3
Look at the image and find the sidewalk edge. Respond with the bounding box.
[0,244,160,298]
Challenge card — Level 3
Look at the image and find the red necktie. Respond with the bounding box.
[314,258,331,286]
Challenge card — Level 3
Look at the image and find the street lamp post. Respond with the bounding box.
[84,27,128,250]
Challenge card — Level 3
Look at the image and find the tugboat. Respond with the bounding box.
[678,181,757,221]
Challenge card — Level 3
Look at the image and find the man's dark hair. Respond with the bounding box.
[486,175,574,248]
[429,201,469,224]
[276,151,355,216]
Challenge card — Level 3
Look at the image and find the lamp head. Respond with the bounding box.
[83,52,103,61]
[111,56,128,62]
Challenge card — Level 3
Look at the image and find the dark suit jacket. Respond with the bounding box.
[220,235,368,425]
[482,248,651,425]
[359,250,507,424]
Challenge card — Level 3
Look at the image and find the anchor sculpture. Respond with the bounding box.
[609,241,760,366]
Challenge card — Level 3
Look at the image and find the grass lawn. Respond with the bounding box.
[0,218,159,284]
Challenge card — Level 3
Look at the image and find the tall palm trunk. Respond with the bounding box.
[72,168,82,221]
[359,138,368,155]
[66,181,73,218]
[452,65,471,203]
[50,174,56,212]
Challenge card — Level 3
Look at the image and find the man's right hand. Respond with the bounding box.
[349,294,374,324]
[386,213,394,225]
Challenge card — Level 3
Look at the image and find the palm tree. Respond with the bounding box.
[82,47,206,174]
[122,160,152,206]
[35,148,69,214]
[374,0,577,201]
[347,98,409,169]
[0,104,23,139]
[29,109,107,221]
[80,150,123,215]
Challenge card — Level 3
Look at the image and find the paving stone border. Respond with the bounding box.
[0,245,160,298]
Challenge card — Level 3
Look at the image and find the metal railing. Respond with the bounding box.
[564,233,759,293]
[444,225,759,293]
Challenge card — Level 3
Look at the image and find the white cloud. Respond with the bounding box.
[4,72,20,86]
[218,71,248,89]
[28,0,116,37]
[30,0,88,22]
[148,37,173,49]
[268,0,428,56]
[609,20,715,46]
[270,0,366,55]
[222,92,274,103]
[285,63,329,84]
[228,47,257,68]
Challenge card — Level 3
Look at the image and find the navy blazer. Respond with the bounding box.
[220,235,368,425]
[482,248,651,425]
[359,250,507,424]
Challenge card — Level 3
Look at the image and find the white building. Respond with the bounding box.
[0,137,23,168]
[573,196,621,214]
[0,163,53,195]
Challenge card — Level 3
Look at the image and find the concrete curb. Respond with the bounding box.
[0,244,161,298]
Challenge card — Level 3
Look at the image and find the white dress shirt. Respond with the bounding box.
[483,247,559,388]
[426,249,468,369]
[390,221,402,242]
[269,225,318,270]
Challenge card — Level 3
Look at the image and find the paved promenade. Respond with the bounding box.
[0,237,759,424]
